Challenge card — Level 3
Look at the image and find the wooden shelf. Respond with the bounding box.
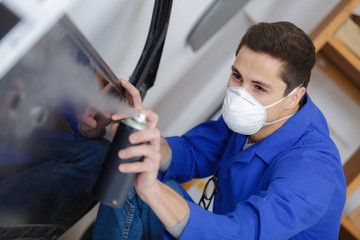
[310,0,360,238]
[339,148,360,238]
[343,148,360,196]
[310,0,360,52]
[323,37,360,90]
[328,36,360,73]
[341,148,360,238]
[316,53,360,105]
[342,214,360,239]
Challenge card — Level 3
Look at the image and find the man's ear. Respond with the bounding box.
[287,86,306,109]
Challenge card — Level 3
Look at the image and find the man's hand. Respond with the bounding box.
[111,80,161,195]
[112,81,189,229]
[77,82,116,137]
[78,78,141,138]
[110,79,144,135]
[117,108,161,196]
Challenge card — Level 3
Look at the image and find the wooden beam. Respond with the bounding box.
[343,147,360,186]
[315,53,360,105]
[342,215,360,239]
[310,0,360,52]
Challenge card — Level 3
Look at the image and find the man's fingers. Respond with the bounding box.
[120,79,143,109]
[128,128,161,146]
[97,109,111,119]
[118,139,160,159]
[111,112,131,121]
[100,81,115,94]
[118,154,161,173]
[111,122,120,136]
[140,109,159,129]
[77,114,97,128]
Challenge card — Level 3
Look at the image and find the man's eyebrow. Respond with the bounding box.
[252,80,272,90]
[231,65,240,74]
[231,65,272,90]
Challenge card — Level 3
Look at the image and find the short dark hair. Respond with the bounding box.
[236,21,316,96]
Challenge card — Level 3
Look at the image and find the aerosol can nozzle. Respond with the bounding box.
[133,113,146,124]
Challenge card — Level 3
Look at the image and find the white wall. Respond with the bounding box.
[67,0,154,80]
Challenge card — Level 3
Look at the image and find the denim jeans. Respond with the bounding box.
[0,131,110,226]
[93,180,184,240]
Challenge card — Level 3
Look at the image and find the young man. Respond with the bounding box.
[93,22,346,239]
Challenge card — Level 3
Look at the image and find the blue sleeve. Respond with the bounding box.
[179,152,345,239]
[163,116,231,182]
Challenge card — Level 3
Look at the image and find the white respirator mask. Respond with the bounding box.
[222,86,299,135]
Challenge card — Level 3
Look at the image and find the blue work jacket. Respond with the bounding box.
[163,94,346,239]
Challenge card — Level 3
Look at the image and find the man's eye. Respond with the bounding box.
[232,73,241,80]
[256,85,266,92]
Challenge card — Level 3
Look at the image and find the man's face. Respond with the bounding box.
[227,46,291,124]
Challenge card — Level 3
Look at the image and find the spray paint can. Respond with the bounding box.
[94,113,147,208]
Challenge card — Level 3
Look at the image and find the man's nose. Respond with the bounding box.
[241,83,251,93]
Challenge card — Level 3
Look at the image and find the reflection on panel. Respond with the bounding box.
[0,15,125,239]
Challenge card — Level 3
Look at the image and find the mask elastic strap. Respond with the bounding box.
[264,87,299,109]
[263,113,295,126]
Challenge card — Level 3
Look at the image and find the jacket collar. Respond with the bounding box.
[253,93,314,165]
